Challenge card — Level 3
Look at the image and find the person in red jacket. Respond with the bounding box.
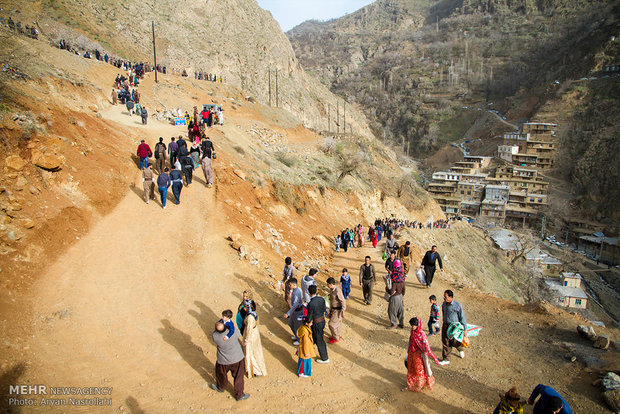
[136,140,152,169]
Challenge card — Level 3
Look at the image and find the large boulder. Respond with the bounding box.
[5,155,25,171]
[594,334,611,350]
[577,325,596,341]
[312,234,332,249]
[31,151,62,171]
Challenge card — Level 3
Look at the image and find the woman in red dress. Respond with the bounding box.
[403,317,441,392]
[372,230,378,248]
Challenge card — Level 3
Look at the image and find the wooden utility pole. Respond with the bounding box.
[343,100,346,134]
[275,68,279,108]
[336,101,340,134]
[152,21,158,83]
[328,104,331,133]
[268,68,271,107]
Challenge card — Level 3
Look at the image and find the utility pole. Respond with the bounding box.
[152,21,158,83]
[275,68,279,108]
[336,101,340,134]
[268,68,271,107]
[328,104,331,133]
[343,100,346,134]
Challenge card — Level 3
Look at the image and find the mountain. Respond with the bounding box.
[287,0,620,219]
[3,0,371,134]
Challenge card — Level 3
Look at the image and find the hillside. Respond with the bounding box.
[0,4,619,414]
[287,0,620,222]
[0,0,372,134]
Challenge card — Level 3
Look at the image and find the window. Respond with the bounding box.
[576,299,582,306]
[538,198,543,203]
[559,297,564,303]
[547,264,551,269]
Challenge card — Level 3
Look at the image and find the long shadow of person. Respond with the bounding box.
[125,396,145,414]
[0,363,26,414]
[158,319,214,383]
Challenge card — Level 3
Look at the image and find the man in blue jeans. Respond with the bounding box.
[528,384,572,414]
[136,139,152,169]
[157,167,171,209]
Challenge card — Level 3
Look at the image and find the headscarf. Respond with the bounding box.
[390,263,406,283]
[409,318,440,365]
[243,300,258,320]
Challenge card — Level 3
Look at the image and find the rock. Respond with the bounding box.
[19,218,34,229]
[594,334,610,350]
[577,325,596,341]
[229,233,241,243]
[312,234,332,249]
[602,373,620,391]
[28,186,39,195]
[231,241,242,251]
[239,245,247,258]
[603,389,620,413]
[15,176,27,187]
[5,155,26,171]
[253,231,264,241]
[32,152,62,171]
[0,215,10,225]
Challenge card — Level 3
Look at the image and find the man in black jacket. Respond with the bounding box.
[306,285,329,364]
[420,245,443,288]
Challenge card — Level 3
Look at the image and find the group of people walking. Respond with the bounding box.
[211,291,266,402]
[208,228,573,413]
[137,134,215,208]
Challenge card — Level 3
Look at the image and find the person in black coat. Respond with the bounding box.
[420,245,443,288]
[341,229,350,253]
[169,167,184,204]
[306,285,329,363]
[180,155,194,185]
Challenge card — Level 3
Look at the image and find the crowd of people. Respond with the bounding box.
[136,132,215,208]
[1,16,38,39]
[208,225,573,413]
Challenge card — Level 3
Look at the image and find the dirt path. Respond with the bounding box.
[3,108,612,414]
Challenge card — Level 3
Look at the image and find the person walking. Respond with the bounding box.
[154,137,167,174]
[284,278,304,345]
[386,259,406,329]
[359,256,376,305]
[327,277,346,344]
[168,137,178,168]
[111,88,118,105]
[240,301,267,378]
[281,257,297,306]
[169,165,184,205]
[157,167,171,209]
[141,164,155,204]
[301,268,318,304]
[200,136,215,188]
[402,317,441,392]
[527,384,572,414]
[211,321,250,401]
[420,245,443,288]
[180,154,194,186]
[440,290,466,364]
[397,241,413,276]
[385,233,397,256]
[306,285,329,363]
[136,139,152,170]
[296,317,315,378]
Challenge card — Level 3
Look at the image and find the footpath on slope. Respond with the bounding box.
[1,102,615,414]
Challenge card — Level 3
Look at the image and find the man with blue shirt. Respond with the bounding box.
[528,384,572,414]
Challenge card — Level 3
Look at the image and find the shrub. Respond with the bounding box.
[275,151,296,168]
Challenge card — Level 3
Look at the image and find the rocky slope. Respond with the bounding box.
[0,0,371,134]
[287,0,618,147]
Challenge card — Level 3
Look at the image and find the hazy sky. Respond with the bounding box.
[256,0,375,32]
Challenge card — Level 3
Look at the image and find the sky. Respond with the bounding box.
[256,0,376,32]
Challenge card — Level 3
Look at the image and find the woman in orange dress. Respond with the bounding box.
[403,317,441,392]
